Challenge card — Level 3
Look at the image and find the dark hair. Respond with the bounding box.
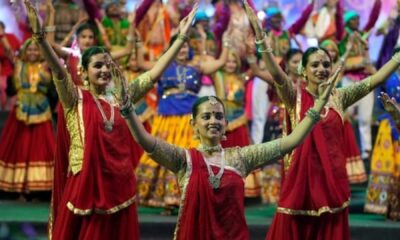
[395,47,400,55]
[168,34,194,60]
[76,22,96,37]
[301,47,331,69]
[0,21,4,29]
[280,48,303,73]
[81,46,110,70]
[192,96,225,118]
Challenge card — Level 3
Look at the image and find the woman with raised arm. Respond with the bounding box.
[0,38,54,199]
[244,1,400,239]
[116,67,337,239]
[135,24,230,211]
[24,0,198,239]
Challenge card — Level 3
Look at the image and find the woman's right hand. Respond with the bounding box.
[315,65,342,108]
[243,0,263,40]
[24,0,42,34]
[380,92,400,115]
[178,3,198,37]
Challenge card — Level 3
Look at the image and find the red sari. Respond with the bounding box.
[175,149,249,240]
[266,89,350,240]
[51,90,139,239]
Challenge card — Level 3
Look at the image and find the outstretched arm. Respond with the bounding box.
[114,64,186,173]
[241,65,340,173]
[128,5,199,102]
[363,0,382,32]
[340,51,400,109]
[244,0,296,109]
[24,0,77,109]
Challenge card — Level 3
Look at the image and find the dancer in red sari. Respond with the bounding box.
[25,1,197,239]
[244,1,400,239]
[117,63,338,238]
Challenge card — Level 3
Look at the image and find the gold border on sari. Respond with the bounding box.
[276,199,350,216]
[66,194,136,215]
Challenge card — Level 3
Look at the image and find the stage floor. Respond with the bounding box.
[0,198,399,240]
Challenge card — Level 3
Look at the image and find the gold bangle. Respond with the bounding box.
[32,31,46,42]
[177,34,189,42]
[44,26,56,33]
[223,41,231,48]
[255,32,266,45]
[257,47,273,53]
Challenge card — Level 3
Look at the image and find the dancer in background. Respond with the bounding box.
[0,38,54,199]
[24,1,198,238]
[244,1,400,238]
[118,79,336,239]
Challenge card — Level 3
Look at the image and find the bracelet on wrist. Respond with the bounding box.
[306,108,321,124]
[257,46,273,53]
[127,35,136,43]
[223,41,231,48]
[246,56,257,64]
[177,34,189,42]
[120,101,135,118]
[255,32,266,45]
[32,31,46,42]
[44,26,56,33]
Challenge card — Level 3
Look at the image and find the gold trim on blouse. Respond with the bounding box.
[66,195,136,215]
[276,199,351,216]
[66,89,85,175]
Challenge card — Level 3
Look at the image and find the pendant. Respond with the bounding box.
[208,175,220,189]
[104,121,113,132]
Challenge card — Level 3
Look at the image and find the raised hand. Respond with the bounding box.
[380,92,400,115]
[24,0,42,34]
[178,3,198,36]
[317,65,342,105]
[110,60,129,106]
[243,0,263,40]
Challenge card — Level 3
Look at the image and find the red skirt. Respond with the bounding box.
[221,124,250,148]
[53,198,139,240]
[0,109,55,192]
[266,209,350,240]
[343,121,367,183]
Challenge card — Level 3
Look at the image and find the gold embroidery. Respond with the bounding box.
[66,195,136,215]
[239,139,283,175]
[66,89,85,175]
[53,73,78,110]
[276,199,351,216]
[128,72,154,103]
[338,76,372,110]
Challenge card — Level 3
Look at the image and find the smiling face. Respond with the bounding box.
[24,42,41,63]
[304,50,332,87]
[77,29,95,52]
[191,99,228,146]
[85,53,112,88]
[287,52,302,77]
[224,52,239,74]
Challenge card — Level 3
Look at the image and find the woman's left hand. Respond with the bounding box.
[317,65,342,105]
[380,92,400,115]
[110,61,129,106]
[178,3,198,36]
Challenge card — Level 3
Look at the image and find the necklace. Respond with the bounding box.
[198,144,222,154]
[175,65,187,91]
[203,150,225,189]
[92,94,115,132]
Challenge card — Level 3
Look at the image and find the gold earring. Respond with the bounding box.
[221,133,227,141]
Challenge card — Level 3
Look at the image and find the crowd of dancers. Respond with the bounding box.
[0,0,400,239]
